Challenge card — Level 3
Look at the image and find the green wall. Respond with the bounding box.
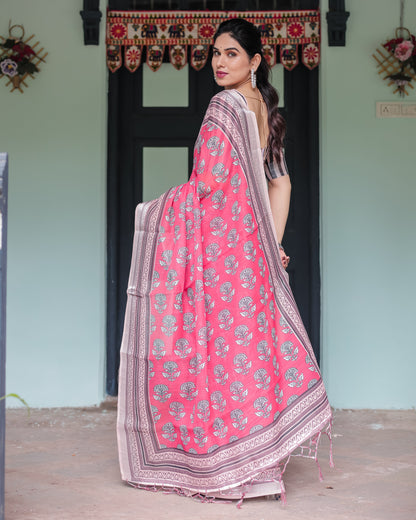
[320,0,416,408]
[1,1,107,406]
[1,1,415,408]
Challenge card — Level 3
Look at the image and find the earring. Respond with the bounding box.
[251,68,256,89]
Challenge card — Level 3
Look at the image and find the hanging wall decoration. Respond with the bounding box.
[372,1,416,97]
[373,27,416,96]
[0,23,47,93]
[106,10,320,73]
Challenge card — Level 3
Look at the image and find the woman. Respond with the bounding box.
[117,19,332,502]
[212,19,291,270]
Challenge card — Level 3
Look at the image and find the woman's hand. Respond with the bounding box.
[268,175,291,246]
[279,247,290,269]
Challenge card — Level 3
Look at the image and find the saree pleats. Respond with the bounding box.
[117,90,332,494]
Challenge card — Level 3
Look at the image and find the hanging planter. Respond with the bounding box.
[0,23,48,93]
[373,27,416,96]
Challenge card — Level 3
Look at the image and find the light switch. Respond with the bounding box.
[377,102,416,118]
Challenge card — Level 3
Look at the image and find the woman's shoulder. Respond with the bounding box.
[210,89,247,110]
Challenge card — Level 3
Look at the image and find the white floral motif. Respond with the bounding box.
[254,368,271,390]
[204,294,215,314]
[231,200,241,221]
[285,367,304,388]
[243,214,255,234]
[154,293,167,314]
[169,401,186,420]
[180,381,198,401]
[257,341,271,362]
[224,255,239,275]
[160,250,173,270]
[227,228,240,248]
[193,426,208,447]
[153,384,171,403]
[213,418,228,438]
[162,422,177,441]
[257,311,269,333]
[212,162,229,183]
[203,267,219,287]
[211,189,227,210]
[165,269,179,291]
[230,173,241,193]
[189,353,205,375]
[281,341,299,361]
[152,339,166,360]
[243,240,256,261]
[174,338,192,358]
[230,381,248,402]
[231,409,248,430]
[183,312,197,333]
[161,315,177,336]
[220,282,235,302]
[218,309,234,331]
[240,268,256,289]
[210,216,227,237]
[234,325,252,347]
[196,400,210,422]
[206,242,221,262]
[210,391,226,412]
[254,397,272,418]
[233,353,252,375]
[214,364,229,385]
[215,337,229,358]
[239,296,256,318]
[162,361,181,381]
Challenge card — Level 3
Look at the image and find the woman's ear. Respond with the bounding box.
[251,53,262,72]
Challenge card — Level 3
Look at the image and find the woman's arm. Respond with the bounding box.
[268,175,291,267]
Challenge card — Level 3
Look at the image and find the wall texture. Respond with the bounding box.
[1,1,107,406]
[1,1,415,408]
[320,0,416,408]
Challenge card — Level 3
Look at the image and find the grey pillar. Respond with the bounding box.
[0,153,8,520]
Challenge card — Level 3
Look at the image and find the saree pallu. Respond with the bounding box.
[117,90,332,497]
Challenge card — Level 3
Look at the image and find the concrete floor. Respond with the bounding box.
[5,402,416,520]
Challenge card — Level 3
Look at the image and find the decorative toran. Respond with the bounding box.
[106,10,320,73]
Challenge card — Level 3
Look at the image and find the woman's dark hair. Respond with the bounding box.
[213,18,286,162]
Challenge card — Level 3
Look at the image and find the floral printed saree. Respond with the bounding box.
[117,89,332,499]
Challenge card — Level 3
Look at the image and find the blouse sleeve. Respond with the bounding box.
[264,148,289,181]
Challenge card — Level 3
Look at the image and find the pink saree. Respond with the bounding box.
[117,90,332,499]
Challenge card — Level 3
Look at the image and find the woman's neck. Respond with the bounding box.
[235,79,263,102]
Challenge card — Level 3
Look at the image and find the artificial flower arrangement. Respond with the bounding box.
[373,28,416,96]
[0,24,47,92]
[384,29,416,93]
[0,39,39,79]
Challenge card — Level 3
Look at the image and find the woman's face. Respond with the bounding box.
[212,33,257,89]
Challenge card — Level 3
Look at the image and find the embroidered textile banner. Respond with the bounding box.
[106,10,320,73]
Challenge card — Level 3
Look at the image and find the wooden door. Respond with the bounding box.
[106,0,320,395]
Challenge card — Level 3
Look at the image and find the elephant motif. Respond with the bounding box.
[168,24,185,38]
[106,46,120,59]
[149,48,163,61]
[258,23,274,37]
[192,48,207,62]
[141,23,158,37]
[282,46,297,60]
